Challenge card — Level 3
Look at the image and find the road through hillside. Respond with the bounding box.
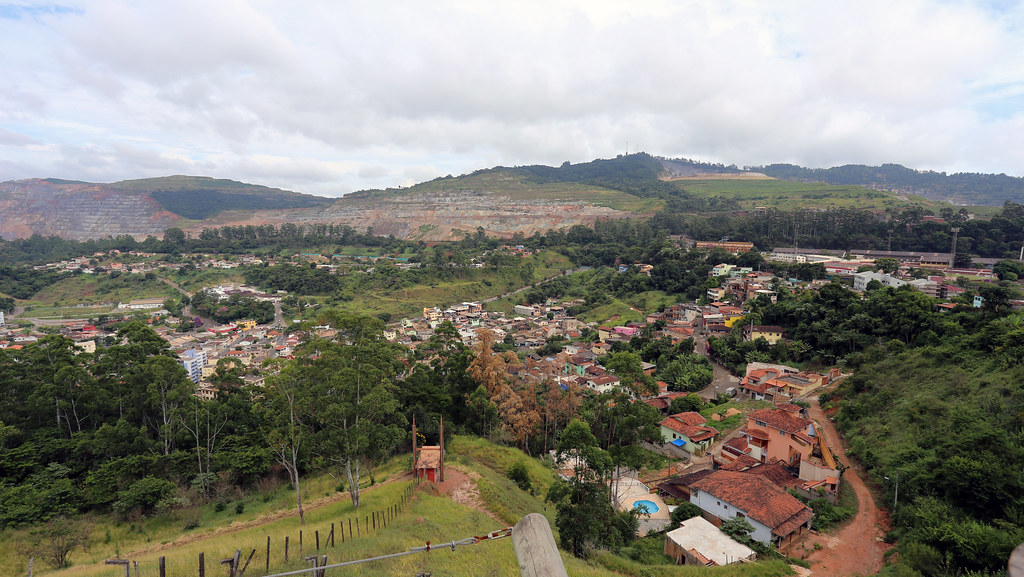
[803,399,892,576]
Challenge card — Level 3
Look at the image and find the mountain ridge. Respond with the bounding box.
[2,154,1022,242]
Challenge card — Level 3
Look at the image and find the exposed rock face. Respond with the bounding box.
[0,179,178,241]
[0,179,639,242]
[196,190,635,241]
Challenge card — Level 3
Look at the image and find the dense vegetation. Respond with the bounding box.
[188,290,274,325]
[112,175,333,220]
[0,266,72,299]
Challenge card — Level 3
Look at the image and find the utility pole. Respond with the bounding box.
[950,227,961,267]
[885,472,899,509]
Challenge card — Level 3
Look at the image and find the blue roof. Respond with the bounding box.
[671,439,686,447]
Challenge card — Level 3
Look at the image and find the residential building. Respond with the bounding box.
[665,516,756,566]
[741,408,815,466]
[689,470,813,550]
[744,325,784,344]
[659,412,719,455]
[179,349,208,384]
[695,241,755,253]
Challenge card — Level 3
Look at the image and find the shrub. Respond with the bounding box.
[234,502,245,514]
[113,477,176,517]
[506,462,532,491]
[668,502,702,529]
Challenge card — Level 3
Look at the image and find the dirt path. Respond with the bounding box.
[429,466,505,525]
[802,399,891,576]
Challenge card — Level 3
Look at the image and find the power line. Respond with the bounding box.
[262,527,513,577]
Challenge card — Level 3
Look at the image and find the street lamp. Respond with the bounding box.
[884,472,899,509]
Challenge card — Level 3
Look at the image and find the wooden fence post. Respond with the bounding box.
[239,549,255,576]
[265,536,270,573]
[284,536,289,562]
[356,517,360,537]
[372,511,376,531]
[340,520,345,543]
[158,556,166,577]
[198,552,205,577]
[299,530,303,555]
[329,524,335,547]
[512,514,568,577]
[349,518,353,539]
[315,529,320,551]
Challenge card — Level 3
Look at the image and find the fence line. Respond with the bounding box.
[96,478,421,577]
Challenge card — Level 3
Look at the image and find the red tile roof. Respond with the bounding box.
[739,462,801,490]
[747,408,812,434]
[690,470,813,538]
[720,454,761,470]
[660,414,718,442]
[743,427,770,441]
[671,411,707,426]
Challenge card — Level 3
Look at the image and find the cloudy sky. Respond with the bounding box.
[1,1,1023,197]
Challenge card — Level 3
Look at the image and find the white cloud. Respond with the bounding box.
[0,0,1021,196]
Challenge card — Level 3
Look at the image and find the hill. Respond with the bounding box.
[110,175,332,220]
[754,162,1024,206]
[0,177,330,241]
[0,153,994,243]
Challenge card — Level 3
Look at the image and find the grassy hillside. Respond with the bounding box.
[676,178,947,211]
[325,250,575,319]
[2,436,796,577]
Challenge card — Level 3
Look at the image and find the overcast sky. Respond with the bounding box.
[1,1,1023,197]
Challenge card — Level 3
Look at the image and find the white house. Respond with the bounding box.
[689,470,813,550]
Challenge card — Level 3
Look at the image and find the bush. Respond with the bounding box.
[214,501,227,513]
[113,477,176,517]
[234,502,245,514]
[506,462,532,492]
[668,502,702,529]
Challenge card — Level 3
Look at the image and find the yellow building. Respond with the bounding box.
[744,325,785,344]
[236,319,257,331]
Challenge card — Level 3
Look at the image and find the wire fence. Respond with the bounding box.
[91,479,421,577]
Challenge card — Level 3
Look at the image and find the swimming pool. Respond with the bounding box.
[633,499,660,514]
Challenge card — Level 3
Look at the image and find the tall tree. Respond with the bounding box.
[259,360,310,525]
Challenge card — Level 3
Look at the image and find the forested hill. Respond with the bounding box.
[108,176,333,220]
[755,163,1024,206]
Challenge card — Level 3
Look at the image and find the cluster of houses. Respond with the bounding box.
[653,402,840,564]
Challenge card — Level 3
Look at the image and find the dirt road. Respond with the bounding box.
[802,399,891,576]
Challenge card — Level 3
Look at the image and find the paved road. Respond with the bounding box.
[692,332,740,399]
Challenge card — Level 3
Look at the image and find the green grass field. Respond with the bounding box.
[26,275,175,308]
[676,178,950,211]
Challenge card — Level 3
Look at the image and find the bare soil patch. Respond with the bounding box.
[428,467,502,523]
